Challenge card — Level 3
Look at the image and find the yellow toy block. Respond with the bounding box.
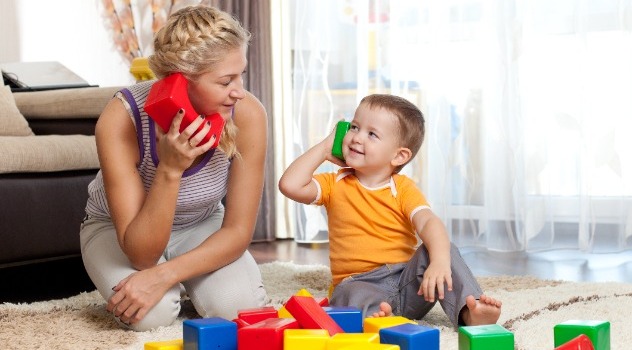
[326,333,379,349]
[280,288,315,318]
[144,339,183,350]
[363,316,417,334]
[284,329,330,350]
[130,57,156,81]
[338,344,400,350]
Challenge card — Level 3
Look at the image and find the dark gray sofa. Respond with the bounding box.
[0,86,120,302]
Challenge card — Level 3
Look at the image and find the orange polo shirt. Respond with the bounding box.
[313,169,430,286]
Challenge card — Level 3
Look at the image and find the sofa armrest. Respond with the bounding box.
[13,86,123,135]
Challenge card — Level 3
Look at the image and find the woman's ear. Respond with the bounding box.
[392,147,412,167]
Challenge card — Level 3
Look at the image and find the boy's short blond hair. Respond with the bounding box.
[359,94,425,172]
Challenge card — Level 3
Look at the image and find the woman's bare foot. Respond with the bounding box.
[369,302,393,318]
[460,294,502,326]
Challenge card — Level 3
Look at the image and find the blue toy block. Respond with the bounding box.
[323,306,363,333]
[554,320,610,350]
[380,323,440,350]
[183,317,237,350]
[458,324,514,350]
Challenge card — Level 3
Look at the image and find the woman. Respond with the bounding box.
[80,5,268,331]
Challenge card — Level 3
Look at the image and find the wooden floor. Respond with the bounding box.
[249,239,632,283]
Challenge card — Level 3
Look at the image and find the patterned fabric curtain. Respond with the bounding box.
[100,0,275,241]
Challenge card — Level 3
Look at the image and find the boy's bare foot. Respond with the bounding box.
[369,302,393,317]
[460,294,502,326]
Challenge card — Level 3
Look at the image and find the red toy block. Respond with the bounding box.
[144,73,225,147]
[237,317,300,350]
[284,295,344,336]
[237,306,279,324]
[555,334,595,350]
[232,318,250,329]
[315,297,329,306]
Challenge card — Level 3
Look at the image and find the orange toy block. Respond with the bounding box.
[237,306,278,324]
[144,339,183,350]
[555,334,595,350]
[237,317,300,350]
[284,295,344,335]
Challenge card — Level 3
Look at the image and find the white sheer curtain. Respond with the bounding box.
[279,0,632,252]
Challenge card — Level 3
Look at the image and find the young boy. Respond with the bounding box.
[278,94,501,328]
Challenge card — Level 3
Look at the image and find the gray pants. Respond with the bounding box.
[330,243,482,328]
[80,208,267,331]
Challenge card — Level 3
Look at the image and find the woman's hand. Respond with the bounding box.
[155,109,217,174]
[107,267,174,325]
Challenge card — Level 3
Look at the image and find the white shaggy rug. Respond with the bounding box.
[1,261,631,349]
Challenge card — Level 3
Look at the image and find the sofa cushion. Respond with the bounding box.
[13,86,121,119]
[0,134,99,173]
[0,85,34,136]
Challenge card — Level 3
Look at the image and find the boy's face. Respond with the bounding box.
[343,103,403,172]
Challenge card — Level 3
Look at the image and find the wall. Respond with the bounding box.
[0,0,134,87]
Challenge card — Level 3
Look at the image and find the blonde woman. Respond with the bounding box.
[80,5,268,331]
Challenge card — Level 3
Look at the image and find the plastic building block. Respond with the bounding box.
[237,306,278,324]
[284,295,345,335]
[144,339,183,350]
[283,329,330,350]
[555,334,595,350]
[379,323,440,350]
[554,320,609,350]
[232,318,250,329]
[144,73,225,147]
[327,333,380,349]
[332,121,351,159]
[338,344,400,350]
[316,297,330,306]
[280,289,314,318]
[183,317,236,350]
[130,57,156,81]
[363,316,417,334]
[323,306,363,333]
[237,317,300,350]
[458,324,514,350]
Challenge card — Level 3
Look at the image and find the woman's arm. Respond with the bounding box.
[153,91,269,284]
[97,97,211,270]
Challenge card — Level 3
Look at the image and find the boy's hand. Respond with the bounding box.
[418,260,453,302]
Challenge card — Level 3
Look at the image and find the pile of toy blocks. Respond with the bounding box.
[144,289,610,350]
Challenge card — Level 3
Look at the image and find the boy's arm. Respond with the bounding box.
[279,130,344,204]
[412,209,453,301]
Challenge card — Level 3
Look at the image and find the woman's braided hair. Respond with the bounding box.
[149,5,251,158]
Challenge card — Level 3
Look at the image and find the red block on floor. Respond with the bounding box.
[237,306,279,324]
[284,295,344,335]
[237,317,300,350]
[232,318,250,329]
[555,334,595,350]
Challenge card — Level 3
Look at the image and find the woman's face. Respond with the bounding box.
[187,45,248,119]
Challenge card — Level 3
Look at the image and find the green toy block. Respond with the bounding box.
[554,320,610,350]
[332,121,350,160]
[458,324,514,350]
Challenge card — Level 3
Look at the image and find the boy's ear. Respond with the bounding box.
[392,147,412,167]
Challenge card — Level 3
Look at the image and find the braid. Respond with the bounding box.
[148,5,250,159]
